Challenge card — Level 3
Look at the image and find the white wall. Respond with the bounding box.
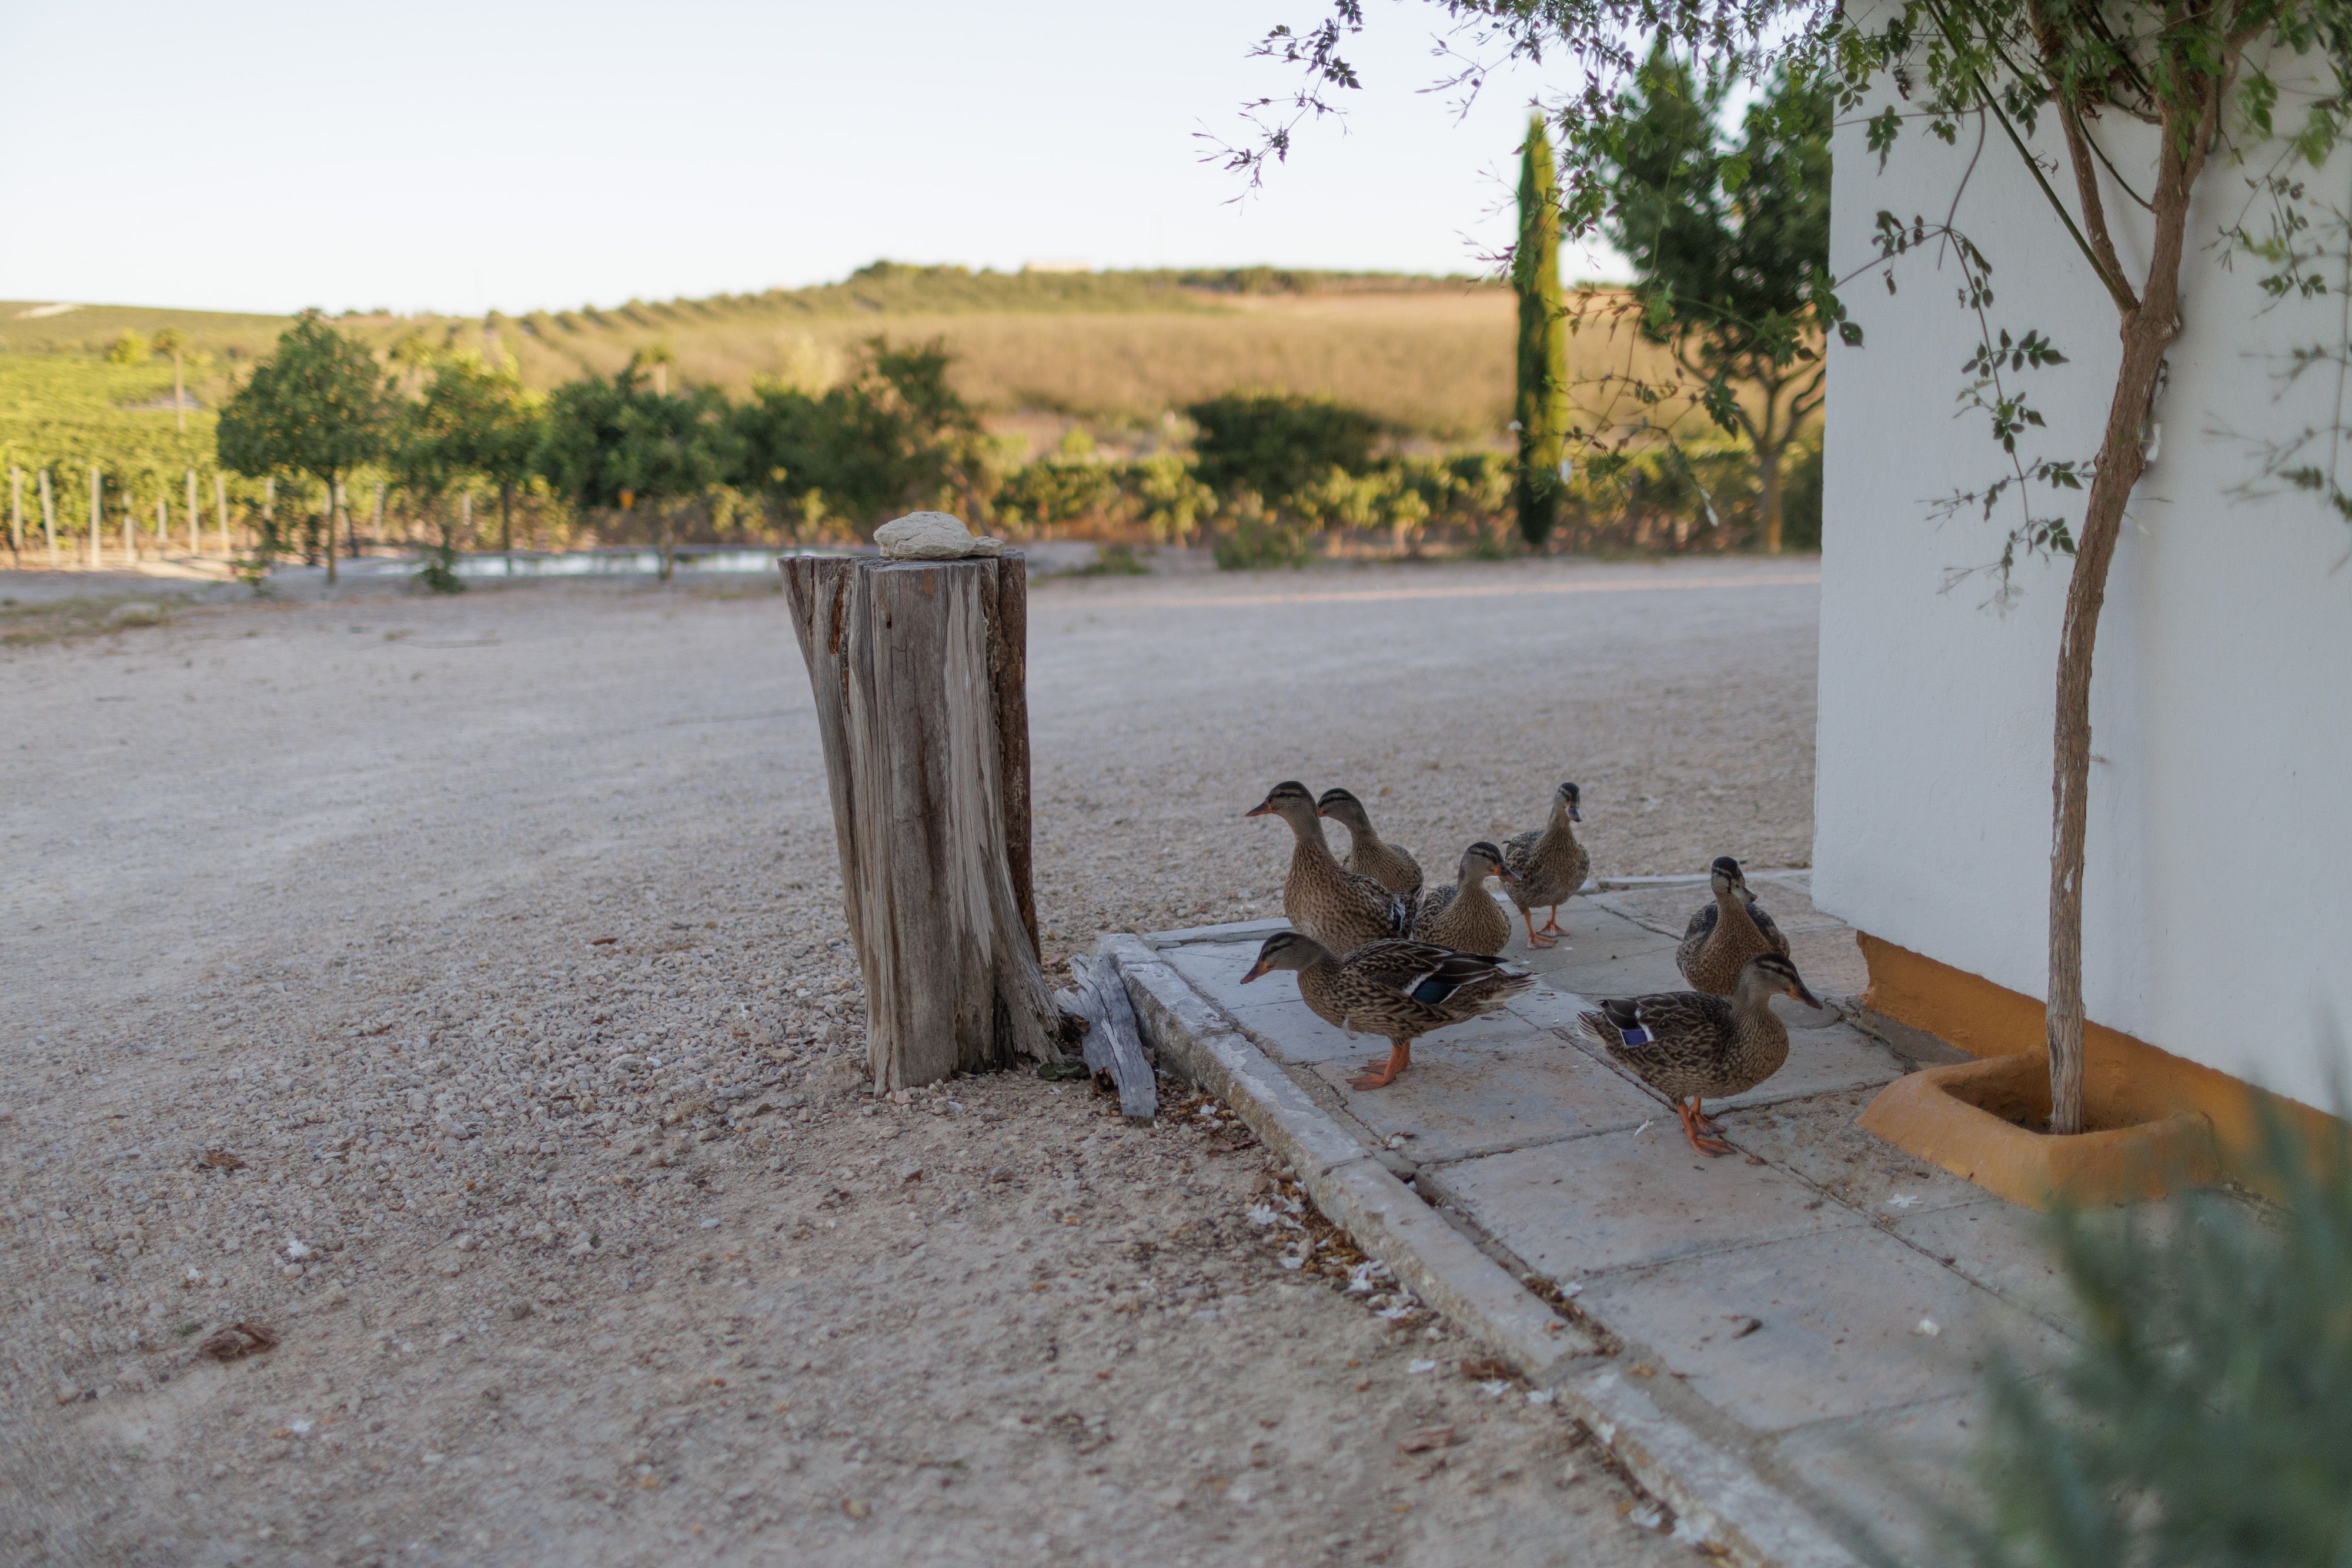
[1815,64,2352,1111]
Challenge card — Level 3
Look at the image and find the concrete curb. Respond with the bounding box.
[1104,934,1866,1568]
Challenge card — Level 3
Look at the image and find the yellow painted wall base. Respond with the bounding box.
[1857,932,2336,1203]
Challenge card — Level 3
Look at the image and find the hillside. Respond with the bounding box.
[1,263,1648,444]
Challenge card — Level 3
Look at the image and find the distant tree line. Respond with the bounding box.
[199,309,1815,576]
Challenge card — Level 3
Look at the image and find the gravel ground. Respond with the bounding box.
[1,557,1818,1567]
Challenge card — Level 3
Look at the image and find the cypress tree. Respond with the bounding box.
[1513,116,1569,549]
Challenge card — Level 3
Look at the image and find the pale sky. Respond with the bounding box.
[0,1,1621,317]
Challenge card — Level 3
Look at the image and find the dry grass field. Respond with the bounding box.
[4,269,1684,443]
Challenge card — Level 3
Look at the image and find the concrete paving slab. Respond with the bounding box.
[1308,1034,1662,1162]
[1580,1227,2073,1433]
[1424,1128,1863,1278]
[1889,1200,2079,1332]
[1767,1395,1984,1567]
[1718,1089,1989,1216]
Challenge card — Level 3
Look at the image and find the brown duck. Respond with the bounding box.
[1410,841,1515,956]
[1501,782,1589,949]
[1242,930,1532,1089]
[1245,781,1413,952]
[1577,953,1822,1155]
[1317,787,1424,896]
[1675,856,1792,995]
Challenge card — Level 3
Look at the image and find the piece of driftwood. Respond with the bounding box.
[783,551,1058,1089]
[1058,954,1156,1121]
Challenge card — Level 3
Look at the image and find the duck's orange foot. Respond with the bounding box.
[1521,913,1558,950]
[1349,1044,1410,1091]
[1678,1102,1734,1156]
[1538,909,1565,937]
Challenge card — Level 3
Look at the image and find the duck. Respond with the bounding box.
[1675,856,1792,995]
[1500,781,1590,949]
[1245,781,1414,952]
[1576,953,1822,1155]
[1410,841,1516,956]
[1316,788,1424,896]
[1242,930,1533,1089]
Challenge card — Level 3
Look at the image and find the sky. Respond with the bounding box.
[0,0,1623,318]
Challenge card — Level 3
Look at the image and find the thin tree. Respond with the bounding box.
[215,310,392,588]
[1597,44,1829,554]
[1514,115,1569,549]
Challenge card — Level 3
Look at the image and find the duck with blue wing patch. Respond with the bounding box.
[1578,954,1822,1156]
[1241,932,1533,1089]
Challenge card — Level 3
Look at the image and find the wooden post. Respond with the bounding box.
[215,472,230,555]
[782,548,1057,1089]
[8,467,20,560]
[186,469,199,555]
[41,469,56,566]
[123,493,136,561]
[155,496,168,551]
[88,467,102,568]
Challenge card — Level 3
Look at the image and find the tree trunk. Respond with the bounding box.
[2043,136,2197,1135]
[322,477,339,586]
[781,551,1056,1090]
[500,483,514,556]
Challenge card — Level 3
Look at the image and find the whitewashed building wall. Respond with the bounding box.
[1815,65,2352,1111]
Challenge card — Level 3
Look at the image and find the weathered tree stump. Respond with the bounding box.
[783,550,1058,1089]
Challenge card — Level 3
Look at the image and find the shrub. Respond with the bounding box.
[1957,1106,2352,1566]
[1210,494,1314,570]
[1185,392,1384,504]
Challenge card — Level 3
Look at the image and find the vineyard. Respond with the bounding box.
[1,265,1818,563]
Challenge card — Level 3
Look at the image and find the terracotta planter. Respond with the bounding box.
[1859,1051,2219,1211]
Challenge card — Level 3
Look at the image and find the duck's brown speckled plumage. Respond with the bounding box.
[1247,782,1412,953]
[1317,788,1424,896]
[1576,953,1820,1155]
[1676,857,1791,995]
[1244,931,1532,1089]
[1501,782,1590,948]
[1411,841,1514,956]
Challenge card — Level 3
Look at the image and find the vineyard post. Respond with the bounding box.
[87,467,101,568]
[8,467,20,559]
[122,491,135,562]
[41,469,56,564]
[155,496,168,553]
[215,472,229,554]
[186,470,198,555]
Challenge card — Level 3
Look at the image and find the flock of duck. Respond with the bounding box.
[1238,780,1823,1156]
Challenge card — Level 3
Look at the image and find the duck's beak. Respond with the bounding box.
[1568,804,1582,822]
[1315,805,1332,818]
[1789,981,1823,1010]
[1495,865,1521,884]
[1240,958,1269,984]
[1244,801,1272,817]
